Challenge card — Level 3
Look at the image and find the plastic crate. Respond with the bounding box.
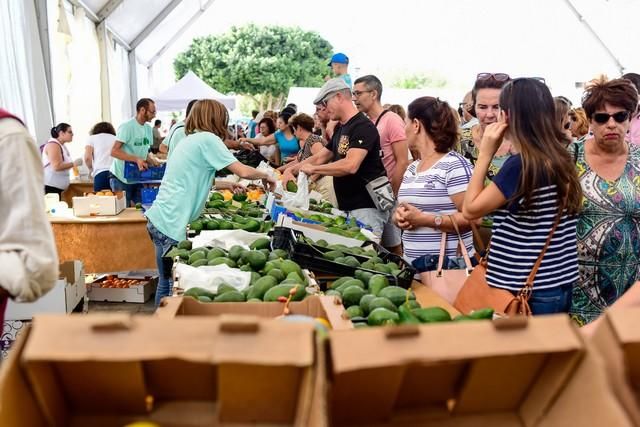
[123,161,166,182]
[270,227,415,289]
[141,186,159,204]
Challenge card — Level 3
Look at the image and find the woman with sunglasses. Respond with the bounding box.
[568,77,640,325]
[463,78,582,315]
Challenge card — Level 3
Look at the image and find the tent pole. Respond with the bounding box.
[128,50,138,116]
[563,0,625,75]
[97,21,111,122]
[33,0,55,122]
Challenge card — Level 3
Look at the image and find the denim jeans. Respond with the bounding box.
[349,208,390,238]
[93,170,111,192]
[109,174,142,207]
[527,283,573,315]
[146,221,178,306]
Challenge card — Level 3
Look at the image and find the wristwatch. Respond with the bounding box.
[434,215,443,229]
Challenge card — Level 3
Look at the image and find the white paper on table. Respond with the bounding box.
[175,263,251,293]
[191,229,267,250]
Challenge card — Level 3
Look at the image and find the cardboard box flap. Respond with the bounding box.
[329,315,582,373]
[606,307,640,343]
[59,260,83,285]
[23,314,314,367]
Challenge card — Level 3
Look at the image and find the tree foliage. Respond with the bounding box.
[174,24,333,110]
[391,72,448,89]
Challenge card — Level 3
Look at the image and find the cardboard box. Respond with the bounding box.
[72,192,126,216]
[87,276,157,303]
[156,295,353,330]
[4,261,85,321]
[316,315,632,427]
[591,307,640,425]
[0,314,317,427]
[277,215,378,246]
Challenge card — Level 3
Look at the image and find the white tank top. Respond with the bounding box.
[42,139,71,190]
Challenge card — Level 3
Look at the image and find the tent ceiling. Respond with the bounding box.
[76,0,213,65]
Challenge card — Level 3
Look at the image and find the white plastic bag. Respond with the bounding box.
[175,263,251,293]
[191,229,267,250]
[281,172,310,211]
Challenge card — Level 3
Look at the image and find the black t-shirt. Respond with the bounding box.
[327,112,387,211]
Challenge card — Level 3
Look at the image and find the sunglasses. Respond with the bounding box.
[564,121,571,130]
[556,96,572,107]
[477,72,511,82]
[593,111,630,124]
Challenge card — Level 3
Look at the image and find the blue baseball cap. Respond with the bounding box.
[328,53,349,66]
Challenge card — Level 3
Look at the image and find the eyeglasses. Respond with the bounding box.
[352,90,373,97]
[556,96,572,107]
[592,111,631,124]
[477,72,511,82]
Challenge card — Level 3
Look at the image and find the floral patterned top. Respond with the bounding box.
[568,140,640,325]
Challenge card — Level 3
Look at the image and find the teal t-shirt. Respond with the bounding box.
[145,131,237,242]
[110,118,153,183]
[165,120,187,159]
[340,73,352,88]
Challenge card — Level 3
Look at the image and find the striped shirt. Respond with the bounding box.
[398,152,474,263]
[487,155,578,292]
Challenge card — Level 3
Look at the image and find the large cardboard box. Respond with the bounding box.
[316,315,631,427]
[590,307,640,425]
[87,276,157,303]
[0,314,317,427]
[72,192,126,216]
[157,295,353,330]
[4,261,85,321]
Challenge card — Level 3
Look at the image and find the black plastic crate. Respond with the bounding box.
[270,227,415,289]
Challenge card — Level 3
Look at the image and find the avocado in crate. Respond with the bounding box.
[270,227,415,289]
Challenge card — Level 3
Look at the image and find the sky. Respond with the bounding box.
[139,0,640,108]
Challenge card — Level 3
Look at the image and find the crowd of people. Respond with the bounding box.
[3,49,640,324]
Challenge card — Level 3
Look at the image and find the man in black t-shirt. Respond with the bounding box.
[289,78,390,237]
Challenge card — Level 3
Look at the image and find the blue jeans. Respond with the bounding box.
[527,283,573,315]
[110,175,142,207]
[146,221,178,306]
[93,171,111,192]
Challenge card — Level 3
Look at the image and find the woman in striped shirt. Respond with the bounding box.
[463,78,583,315]
[395,97,475,264]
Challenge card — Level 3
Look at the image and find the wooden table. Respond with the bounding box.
[48,208,156,273]
[62,180,94,206]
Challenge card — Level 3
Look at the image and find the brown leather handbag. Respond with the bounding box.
[420,216,474,304]
[453,218,561,317]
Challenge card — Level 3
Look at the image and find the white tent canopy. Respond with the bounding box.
[154,71,236,111]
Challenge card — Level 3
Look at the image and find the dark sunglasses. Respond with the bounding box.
[477,72,511,82]
[563,121,571,130]
[593,111,630,124]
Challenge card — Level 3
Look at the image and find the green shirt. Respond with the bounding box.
[145,131,237,242]
[110,118,153,183]
[165,120,187,159]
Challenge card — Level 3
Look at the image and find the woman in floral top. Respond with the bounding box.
[569,77,640,325]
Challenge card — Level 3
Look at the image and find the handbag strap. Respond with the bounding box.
[436,216,473,275]
[521,209,564,296]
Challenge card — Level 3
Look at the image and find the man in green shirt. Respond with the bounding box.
[109,98,158,206]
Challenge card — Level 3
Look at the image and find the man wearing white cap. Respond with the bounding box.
[288,78,392,237]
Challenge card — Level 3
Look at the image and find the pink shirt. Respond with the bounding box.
[629,113,640,145]
[372,110,406,178]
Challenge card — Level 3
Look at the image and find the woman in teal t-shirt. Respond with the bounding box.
[145,100,276,306]
[240,112,300,165]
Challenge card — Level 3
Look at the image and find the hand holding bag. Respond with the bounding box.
[453,217,561,317]
[420,216,474,304]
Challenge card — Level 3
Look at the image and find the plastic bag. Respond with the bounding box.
[281,172,310,211]
[191,229,267,250]
[175,263,251,293]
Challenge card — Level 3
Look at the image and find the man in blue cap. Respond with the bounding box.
[328,53,352,88]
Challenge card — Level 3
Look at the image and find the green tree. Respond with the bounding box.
[174,24,333,111]
[391,72,448,89]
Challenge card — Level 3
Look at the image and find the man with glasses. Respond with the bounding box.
[110,97,158,206]
[290,78,390,237]
[352,75,408,254]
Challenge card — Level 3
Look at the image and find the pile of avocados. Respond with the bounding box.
[168,237,311,303]
[188,192,273,235]
[325,272,494,327]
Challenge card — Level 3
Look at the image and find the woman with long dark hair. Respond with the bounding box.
[463,78,583,315]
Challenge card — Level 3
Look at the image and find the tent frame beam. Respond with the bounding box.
[97,0,123,21]
[130,0,182,50]
[563,0,625,74]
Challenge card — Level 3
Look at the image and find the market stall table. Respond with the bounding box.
[61,178,94,206]
[48,208,155,273]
